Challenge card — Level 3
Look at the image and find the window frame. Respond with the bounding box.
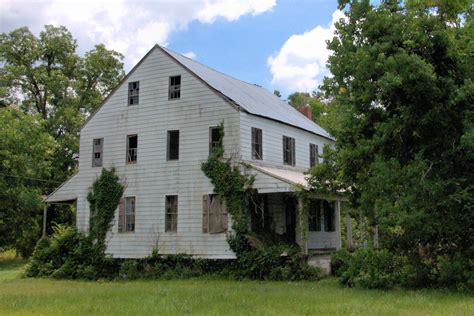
[308,200,322,232]
[310,143,318,168]
[126,134,138,165]
[323,200,336,232]
[283,135,296,166]
[92,138,104,167]
[118,196,136,233]
[209,126,222,156]
[251,127,263,160]
[167,130,180,161]
[128,81,139,105]
[165,195,178,233]
[168,75,181,100]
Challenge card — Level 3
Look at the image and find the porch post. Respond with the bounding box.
[42,203,48,238]
[296,197,308,255]
[335,200,342,250]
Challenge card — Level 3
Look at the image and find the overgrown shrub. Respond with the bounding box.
[338,248,402,289]
[331,249,352,277]
[334,248,474,290]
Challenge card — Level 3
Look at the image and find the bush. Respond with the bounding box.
[339,248,402,289]
[331,249,352,277]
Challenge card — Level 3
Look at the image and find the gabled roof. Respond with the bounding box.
[159,46,334,140]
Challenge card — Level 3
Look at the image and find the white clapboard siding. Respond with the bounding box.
[73,47,239,258]
[239,112,333,170]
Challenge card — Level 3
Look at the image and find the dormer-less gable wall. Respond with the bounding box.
[75,47,240,258]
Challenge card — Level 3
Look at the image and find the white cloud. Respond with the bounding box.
[197,0,276,23]
[1,0,275,70]
[183,51,197,59]
[267,10,345,93]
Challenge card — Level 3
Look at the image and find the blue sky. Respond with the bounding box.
[1,0,342,97]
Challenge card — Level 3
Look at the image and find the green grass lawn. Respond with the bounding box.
[0,255,472,315]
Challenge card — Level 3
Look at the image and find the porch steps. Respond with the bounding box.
[307,249,335,275]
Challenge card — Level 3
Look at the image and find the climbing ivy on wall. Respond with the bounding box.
[201,122,254,255]
[87,168,124,248]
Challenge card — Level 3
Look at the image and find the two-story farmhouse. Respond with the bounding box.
[45,45,344,259]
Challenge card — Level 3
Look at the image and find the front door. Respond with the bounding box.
[285,197,296,243]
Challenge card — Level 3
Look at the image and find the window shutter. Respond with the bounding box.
[221,199,228,232]
[291,138,296,166]
[97,139,103,166]
[202,195,209,233]
[118,198,125,232]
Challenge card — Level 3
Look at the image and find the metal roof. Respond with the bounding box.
[247,163,309,188]
[161,46,334,140]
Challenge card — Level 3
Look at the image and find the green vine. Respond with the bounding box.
[87,168,124,249]
[201,122,254,255]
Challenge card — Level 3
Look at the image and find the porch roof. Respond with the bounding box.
[245,163,309,193]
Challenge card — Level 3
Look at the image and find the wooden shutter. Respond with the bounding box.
[291,138,296,166]
[210,195,227,234]
[202,195,209,233]
[118,197,125,232]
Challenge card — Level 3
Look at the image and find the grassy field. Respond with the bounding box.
[0,254,472,315]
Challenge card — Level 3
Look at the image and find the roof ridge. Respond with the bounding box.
[160,45,260,88]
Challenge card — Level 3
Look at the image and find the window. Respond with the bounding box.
[251,127,263,160]
[126,135,137,164]
[209,126,222,156]
[92,138,103,167]
[308,200,322,231]
[202,194,228,234]
[118,197,135,232]
[167,130,179,160]
[323,200,336,232]
[128,81,139,105]
[310,143,318,167]
[169,75,181,99]
[165,195,178,232]
[283,136,295,166]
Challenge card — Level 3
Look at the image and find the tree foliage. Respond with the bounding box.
[0,25,125,181]
[0,25,125,256]
[0,107,56,256]
[309,0,473,284]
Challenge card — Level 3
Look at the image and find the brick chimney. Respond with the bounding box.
[297,104,312,120]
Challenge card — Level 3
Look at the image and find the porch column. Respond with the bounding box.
[42,203,48,238]
[296,197,308,255]
[335,200,342,250]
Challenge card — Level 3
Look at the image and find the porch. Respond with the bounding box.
[244,163,344,258]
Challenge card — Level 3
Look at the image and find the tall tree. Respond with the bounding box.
[310,0,473,266]
[0,25,125,182]
[0,107,56,256]
[287,91,328,126]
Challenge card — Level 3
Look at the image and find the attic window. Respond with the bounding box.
[283,136,295,166]
[128,81,139,105]
[169,75,181,100]
[92,138,103,167]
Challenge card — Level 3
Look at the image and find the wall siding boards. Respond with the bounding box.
[239,112,332,170]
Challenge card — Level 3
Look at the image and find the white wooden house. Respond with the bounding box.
[45,45,343,259]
